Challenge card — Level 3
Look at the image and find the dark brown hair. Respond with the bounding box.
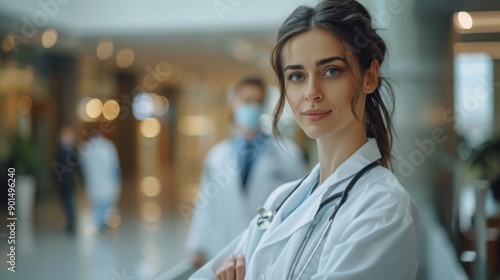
[234,76,267,98]
[271,0,395,167]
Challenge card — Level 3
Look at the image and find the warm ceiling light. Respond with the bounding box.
[454,11,500,34]
[41,29,58,48]
[140,176,161,197]
[86,98,103,118]
[103,100,120,120]
[140,118,161,138]
[457,12,473,29]
[116,48,135,68]
[152,94,169,116]
[97,38,114,60]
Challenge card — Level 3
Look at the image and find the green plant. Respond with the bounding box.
[469,137,500,180]
[10,133,39,175]
[468,135,500,200]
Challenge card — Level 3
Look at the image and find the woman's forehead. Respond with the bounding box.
[281,28,357,68]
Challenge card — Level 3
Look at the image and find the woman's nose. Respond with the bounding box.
[304,78,323,102]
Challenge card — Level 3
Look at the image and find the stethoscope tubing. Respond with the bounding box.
[286,159,381,280]
[295,218,334,280]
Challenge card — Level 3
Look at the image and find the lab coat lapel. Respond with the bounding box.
[256,139,382,250]
[257,165,321,248]
[323,138,382,185]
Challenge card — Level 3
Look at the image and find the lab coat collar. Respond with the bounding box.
[321,138,381,190]
[257,138,381,249]
[261,164,321,234]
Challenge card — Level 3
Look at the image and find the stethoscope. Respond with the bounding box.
[255,159,381,280]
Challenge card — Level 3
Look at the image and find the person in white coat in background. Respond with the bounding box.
[79,131,122,233]
[186,76,307,268]
[190,0,419,279]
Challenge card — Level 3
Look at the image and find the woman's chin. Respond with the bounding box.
[303,129,326,140]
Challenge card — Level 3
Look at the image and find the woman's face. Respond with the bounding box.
[282,28,376,140]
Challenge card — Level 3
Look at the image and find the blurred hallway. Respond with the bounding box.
[0,0,500,279]
[0,174,191,280]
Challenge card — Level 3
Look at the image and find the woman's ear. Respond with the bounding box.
[363,59,380,94]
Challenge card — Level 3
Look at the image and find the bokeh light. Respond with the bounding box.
[141,176,161,197]
[103,100,120,120]
[97,38,114,60]
[41,29,58,48]
[133,93,155,120]
[140,118,161,138]
[116,48,135,68]
[152,94,169,116]
[133,93,169,119]
[457,12,473,29]
[86,98,103,118]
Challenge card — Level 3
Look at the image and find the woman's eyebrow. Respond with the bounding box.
[283,56,346,72]
[283,64,303,71]
[315,56,346,66]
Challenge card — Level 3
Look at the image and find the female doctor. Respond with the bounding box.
[190,0,419,279]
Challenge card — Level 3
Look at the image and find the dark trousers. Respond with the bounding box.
[59,188,76,233]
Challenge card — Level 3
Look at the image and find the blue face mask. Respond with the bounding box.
[234,103,263,130]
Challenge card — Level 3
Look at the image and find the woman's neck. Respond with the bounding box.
[317,125,367,184]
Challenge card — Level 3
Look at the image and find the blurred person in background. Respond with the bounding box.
[56,126,78,235]
[186,76,307,267]
[79,130,122,233]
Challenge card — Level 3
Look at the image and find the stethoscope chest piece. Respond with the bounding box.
[256,210,274,231]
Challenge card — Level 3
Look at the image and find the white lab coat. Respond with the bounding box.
[186,135,306,260]
[79,136,121,205]
[190,139,419,279]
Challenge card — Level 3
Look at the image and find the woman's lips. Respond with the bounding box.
[303,109,331,122]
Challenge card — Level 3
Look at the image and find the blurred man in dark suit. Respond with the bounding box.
[56,126,78,235]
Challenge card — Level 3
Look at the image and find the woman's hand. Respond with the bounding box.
[215,254,245,280]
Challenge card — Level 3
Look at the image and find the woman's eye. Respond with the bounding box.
[325,68,339,76]
[289,73,303,81]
